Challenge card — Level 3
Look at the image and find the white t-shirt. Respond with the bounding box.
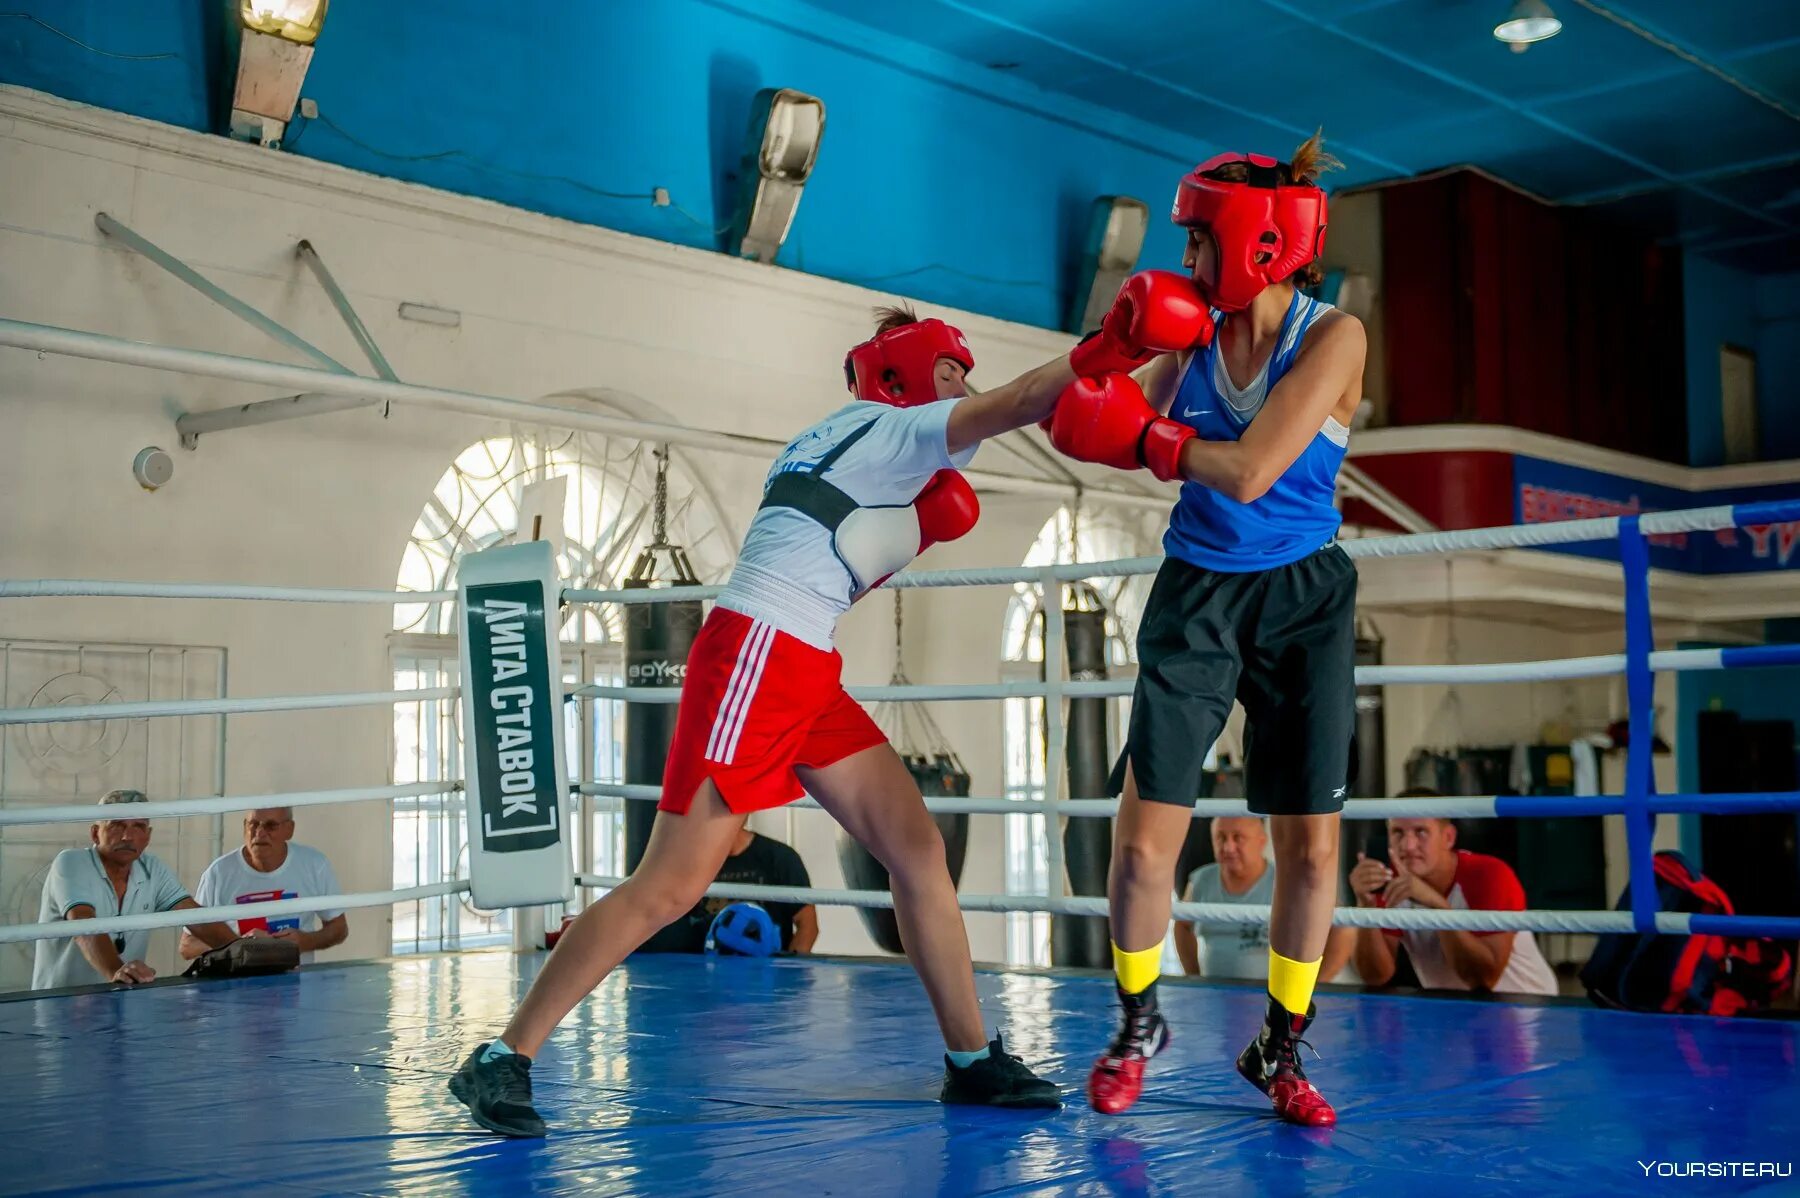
[719,398,978,649]
[33,847,191,990]
[194,844,342,965]
[1386,850,1559,996]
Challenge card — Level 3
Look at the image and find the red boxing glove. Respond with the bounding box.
[916,469,979,551]
[1047,374,1194,483]
[1068,270,1215,378]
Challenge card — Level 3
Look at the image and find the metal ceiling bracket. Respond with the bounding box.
[96,212,354,375]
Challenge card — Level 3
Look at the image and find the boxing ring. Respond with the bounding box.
[2,493,1799,1195]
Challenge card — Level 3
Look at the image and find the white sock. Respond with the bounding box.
[480,1039,517,1064]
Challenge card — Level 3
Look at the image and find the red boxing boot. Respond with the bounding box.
[1087,991,1170,1115]
[1235,1000,1337,1127]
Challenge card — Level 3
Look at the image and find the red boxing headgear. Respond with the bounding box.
[843,319,974,408]
[1172,152,1328,313]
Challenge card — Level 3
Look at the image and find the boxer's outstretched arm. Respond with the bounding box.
[945,271,1209,455]
[943,357,1077,455]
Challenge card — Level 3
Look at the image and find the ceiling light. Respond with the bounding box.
[1494,0,1562,48]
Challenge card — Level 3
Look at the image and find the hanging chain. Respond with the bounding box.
[651,444,671,546]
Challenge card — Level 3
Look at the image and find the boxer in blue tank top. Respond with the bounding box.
[1043,134,1365,1127]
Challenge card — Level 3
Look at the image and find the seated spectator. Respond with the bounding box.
[180,807,347,965]
[640,827,817,954]
[1350,804,1557,996]
[1174,816,1352,982]
[32,790,238,989]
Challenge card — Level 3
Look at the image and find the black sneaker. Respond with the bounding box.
[449,1044,548,1138]
[940,1035,1063,1109]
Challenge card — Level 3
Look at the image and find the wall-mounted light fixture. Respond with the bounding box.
[728,88,826,264]
[1067,196,1149,334]
[229,0,328,147]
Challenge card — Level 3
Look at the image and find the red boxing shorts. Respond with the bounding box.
[659,607,887,815]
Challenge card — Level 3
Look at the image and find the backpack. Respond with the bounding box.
[1581,851,1793,1016]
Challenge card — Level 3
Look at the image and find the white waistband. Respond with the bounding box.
[716,561,842,652]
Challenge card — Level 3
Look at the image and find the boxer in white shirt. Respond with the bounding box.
[452,294,1213,1136]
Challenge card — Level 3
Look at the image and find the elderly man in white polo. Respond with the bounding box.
[32,790,238,989]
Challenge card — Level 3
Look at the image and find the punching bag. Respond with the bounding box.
[836,755,970,954]
[622,586,703,873]
[1051,605,1112,969]
[1348,633,1387,868]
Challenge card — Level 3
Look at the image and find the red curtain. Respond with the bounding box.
[1380,171,1686,463]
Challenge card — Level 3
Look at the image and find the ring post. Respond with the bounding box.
[1619,517,1658,934]
[1040,568,1067,912]
[457,540,574,909]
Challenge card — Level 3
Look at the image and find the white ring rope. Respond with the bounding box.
[567,645,1759,710]
[0,880,470,946]
[0,782,458,828]
[574,876,1641,936]
[9,502,1749,611]
[0,638,1762,729]
[574,784,1796,820]
[0,580,455,604]
[0,686,459,727]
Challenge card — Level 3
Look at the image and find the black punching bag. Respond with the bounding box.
[1349,633,1387,868]
[620,452,706,877]
[837,754,970,954]
[622,586,703,873]
[1051,605,1112,969]
[1352,633,1386,801]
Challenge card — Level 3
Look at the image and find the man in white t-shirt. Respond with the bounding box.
[180,807,347,966]
[1350,813,1558,997]
[32,790,239,990]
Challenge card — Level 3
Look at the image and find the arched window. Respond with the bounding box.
[999,505,1158,967]
[390,428,731,952]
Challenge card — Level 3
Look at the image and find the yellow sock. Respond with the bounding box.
[1111,941,1162,996]
[1267,950,1322,1016]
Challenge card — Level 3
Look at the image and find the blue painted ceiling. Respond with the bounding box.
[809,0,1800,270]
[2,0,1797,329]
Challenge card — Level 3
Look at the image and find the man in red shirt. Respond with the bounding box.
[1350,812,1558,997]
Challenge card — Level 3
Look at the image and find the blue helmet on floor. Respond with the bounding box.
[705,902,781,957]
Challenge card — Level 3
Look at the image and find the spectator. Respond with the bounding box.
[1350,802,1557,996]
[32,790,238,989]
[640,827,817,954]
[1174,816,1352,982]
[180,807,347,965]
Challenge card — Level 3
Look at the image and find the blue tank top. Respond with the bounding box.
[1163,289,1347,573]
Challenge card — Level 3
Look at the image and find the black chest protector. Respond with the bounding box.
[758,417,877,532]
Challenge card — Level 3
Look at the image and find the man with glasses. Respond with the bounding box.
[180,807,347,965]
[32,790,238,989]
